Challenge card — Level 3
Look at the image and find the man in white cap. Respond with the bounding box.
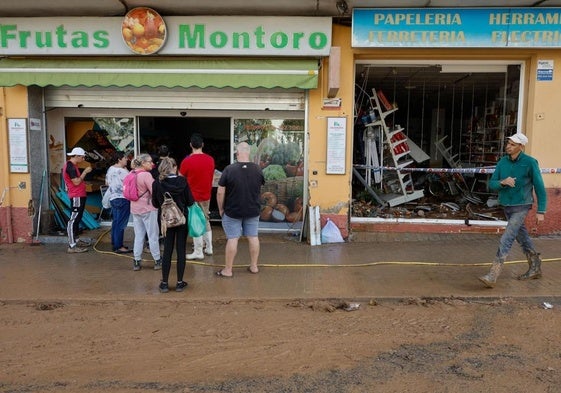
[479,132,547,287]
[63,147,93,253]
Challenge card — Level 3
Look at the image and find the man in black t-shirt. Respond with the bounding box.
[215,142,264,277]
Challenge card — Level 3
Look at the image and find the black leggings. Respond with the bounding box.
[161,224,187,283]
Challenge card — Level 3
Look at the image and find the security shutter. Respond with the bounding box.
[44,86,306,111]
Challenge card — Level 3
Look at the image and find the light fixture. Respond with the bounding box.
[336,0,349,15]
[440,64,507,73]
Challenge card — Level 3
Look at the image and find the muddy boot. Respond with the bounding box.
[478,261,503,288]
[187,236,204,260]
[518,251,542,280]
[203,230,213,256]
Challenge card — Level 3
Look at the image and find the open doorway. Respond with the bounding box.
[138,116,231,172]
[138,116,231,219]
[353,62,521,222]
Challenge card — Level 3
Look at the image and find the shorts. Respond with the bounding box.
[221,214,259,239]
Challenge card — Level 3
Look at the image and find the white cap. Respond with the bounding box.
[507,133,528,146]
[67,147,86,156]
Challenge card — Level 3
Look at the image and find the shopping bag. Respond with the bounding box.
[188,203,206,238]
[101,187,111,209]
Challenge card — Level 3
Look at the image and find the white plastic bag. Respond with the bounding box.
[101,187,111,209]
[321,219,344,243]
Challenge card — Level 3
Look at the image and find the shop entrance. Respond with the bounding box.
[137,116,231,172]
[137,116,231,219]
[353,61,522,222]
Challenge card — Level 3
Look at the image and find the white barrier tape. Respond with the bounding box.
[354,165,561,174]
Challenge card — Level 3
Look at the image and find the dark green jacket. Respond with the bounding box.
[489,152,547,213]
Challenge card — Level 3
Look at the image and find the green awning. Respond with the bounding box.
[0,58,319,89]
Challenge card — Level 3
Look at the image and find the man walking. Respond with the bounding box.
[63,147,92,253]
[479,133,547,287]
[215,142,264,277]
[179,133,215,260]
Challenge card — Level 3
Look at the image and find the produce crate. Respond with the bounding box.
[261,176,304,206]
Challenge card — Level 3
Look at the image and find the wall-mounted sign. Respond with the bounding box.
[326,117,347,175]
[29,118,41,131]
[122,7,167,55]
[353,8,561,48]
[8,118,29,173]
[537,59,554,81]
[0,16,331,56]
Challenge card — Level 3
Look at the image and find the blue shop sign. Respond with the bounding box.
[353,8,561,48]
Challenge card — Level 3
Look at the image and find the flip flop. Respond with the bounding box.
[115,248,133,254]
[215,270,233,278]
[247,267,259,274]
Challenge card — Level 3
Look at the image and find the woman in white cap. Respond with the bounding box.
[63,147,92,253]
[479,132,547,287]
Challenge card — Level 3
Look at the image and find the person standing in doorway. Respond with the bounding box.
[130,154,162,271]
[479,133,547,288]
[63,147,92,253]
[179,133,215,260]
[150,144,170,180]
[152,157,195,293]
[105,151,132,253]
[215,142,264,277]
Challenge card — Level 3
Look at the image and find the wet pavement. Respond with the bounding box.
[1,226,561,302]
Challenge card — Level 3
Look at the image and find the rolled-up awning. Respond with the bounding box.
[0,58,319,89]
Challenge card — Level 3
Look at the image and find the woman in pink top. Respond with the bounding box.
[130,153,162,271]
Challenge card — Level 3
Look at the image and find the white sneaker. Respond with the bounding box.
[67,246,88,253]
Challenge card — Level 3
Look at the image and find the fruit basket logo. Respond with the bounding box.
[122,7,167,55]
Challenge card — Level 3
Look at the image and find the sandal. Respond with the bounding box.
[215,270,233,278]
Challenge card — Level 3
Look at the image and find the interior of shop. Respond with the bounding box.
[353,62,521,221]
[54,114,305,233]
[137,116,231,172]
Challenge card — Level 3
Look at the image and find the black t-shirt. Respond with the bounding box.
[218,161,265,218]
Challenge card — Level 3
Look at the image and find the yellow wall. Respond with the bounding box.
[0,87,31,208]
[525,50,561,188]
[308,24,354,215]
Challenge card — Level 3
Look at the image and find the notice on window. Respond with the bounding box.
[8,118,29,173]
[326,117,346,174]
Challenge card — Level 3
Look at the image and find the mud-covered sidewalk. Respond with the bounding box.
[1,229,561,302]
[2,231,561,393]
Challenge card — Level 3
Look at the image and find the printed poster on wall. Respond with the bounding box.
[326,117,346,174]
[8,118,29,173]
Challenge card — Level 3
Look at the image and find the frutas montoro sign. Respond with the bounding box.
[178,24,328,51]
[0,16,331,56]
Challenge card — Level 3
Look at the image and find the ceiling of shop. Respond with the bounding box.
[2,0,561,17]
[354,64,518,112]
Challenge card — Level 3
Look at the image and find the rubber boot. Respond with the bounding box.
[187,237,204,260]
[203,230,213,256]
[518,251,542,280]
[478,261,503,288]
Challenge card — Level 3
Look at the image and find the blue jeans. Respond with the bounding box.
[110,198,130,251]
[496,205,536,262]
